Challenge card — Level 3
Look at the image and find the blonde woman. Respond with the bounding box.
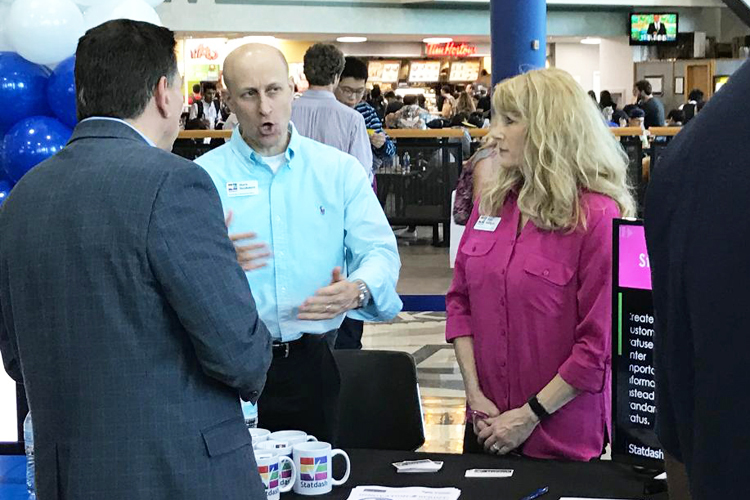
[446,68,635,461]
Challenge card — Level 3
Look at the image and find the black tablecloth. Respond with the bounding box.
[286,450,668,500]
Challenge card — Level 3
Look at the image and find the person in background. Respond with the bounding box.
[441,85,457,119]
[447,68,634,460]
[386,94,427,130]
[188,83,202,105]
[588,90,598,105]
[368,84,387,121]
[334,56,396,176]
[417,93,428,111]
[456,91,476,116]
[612,109,629,127]
[599,90,618,111]
[645,51,750,500]
[667,109,685,127]
[195,44,402,444]
[291,43,373,182]
[385,91,404,116]
[634,79,666,129]
[680,88,705,123]
[452,136,498,226]
[0,20,272,500]
[476,87,491,115]
[187,82,222,131]
[333,56,397,350]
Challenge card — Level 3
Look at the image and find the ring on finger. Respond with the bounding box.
[325,303,332,312]
[490,443,500,453]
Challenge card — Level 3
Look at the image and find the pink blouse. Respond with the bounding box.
[446,192,619,461]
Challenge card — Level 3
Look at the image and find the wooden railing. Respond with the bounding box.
[177,126,684,141]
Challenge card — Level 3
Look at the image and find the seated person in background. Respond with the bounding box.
[385,95,427,130]
[456,91,476,115]
[611,109,629,127]
[453,137,498,225]
[667,109,685,127]
[447,68,634,461]
[384,91,404,116]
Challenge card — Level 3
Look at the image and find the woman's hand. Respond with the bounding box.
[467,392,500,435]
[477,404,539,455]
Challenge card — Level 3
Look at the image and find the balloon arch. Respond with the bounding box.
[0,0,165,203]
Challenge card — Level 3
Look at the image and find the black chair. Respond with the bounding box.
[333,350,425,451]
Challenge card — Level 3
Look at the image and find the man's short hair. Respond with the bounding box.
[634,80,653,96]
[341,56,368,82]
[441,85,452,95]
[76,19,178,121]
[384,91,396,100]
[303,43,345,86]
[202,82,217,92]
[192,83,201,93]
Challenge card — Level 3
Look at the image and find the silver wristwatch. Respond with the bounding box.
[354,279,371,308]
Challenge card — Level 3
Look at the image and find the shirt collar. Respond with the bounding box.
[230,122,299,169]
[299,89,336,101]
[80,117,156,147]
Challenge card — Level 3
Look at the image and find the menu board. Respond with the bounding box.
[368,61,401,83]
[449,61,480,82]
[612,219,663,466]
[408,61,441,83]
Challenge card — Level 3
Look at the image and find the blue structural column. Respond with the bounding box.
[490,0,547,88]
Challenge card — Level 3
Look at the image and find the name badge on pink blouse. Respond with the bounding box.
[473,216,501,232]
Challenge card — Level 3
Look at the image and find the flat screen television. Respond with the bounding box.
[630,13,678,45]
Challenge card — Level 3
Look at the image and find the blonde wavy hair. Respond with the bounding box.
[480,68,635,231]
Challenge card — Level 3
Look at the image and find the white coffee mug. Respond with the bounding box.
[249,428,271,443]
[269,430,317,446]
[254,451,297,500]
[292,441,350,496]
[255,440,294,488]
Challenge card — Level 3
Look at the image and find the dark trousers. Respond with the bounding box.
[463,423,486,454]
[334,317,364,350]
[258,334,341,445]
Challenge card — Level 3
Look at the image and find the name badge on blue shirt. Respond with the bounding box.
[227,180,259,197]
[474,215,501,232]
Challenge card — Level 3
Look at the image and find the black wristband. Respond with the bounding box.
[527,394,551,421]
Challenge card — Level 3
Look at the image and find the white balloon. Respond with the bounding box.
[7,0,85,66]
[0,5,12,51]
[74,0,105,5]
[144,0,164,6]
[84,0,161,30]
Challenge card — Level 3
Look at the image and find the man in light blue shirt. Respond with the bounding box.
[195,43,401,443]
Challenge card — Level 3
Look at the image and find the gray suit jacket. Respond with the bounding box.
[0,119,272,500]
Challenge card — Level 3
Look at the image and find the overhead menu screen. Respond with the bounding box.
[449,61,480,82]
[408,61,441,83]
[612,219,664,466]
[368,61,401,83]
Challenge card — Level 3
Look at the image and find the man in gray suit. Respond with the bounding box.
[0,20,272,500]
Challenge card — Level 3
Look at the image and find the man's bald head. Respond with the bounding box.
[223,43,289,92]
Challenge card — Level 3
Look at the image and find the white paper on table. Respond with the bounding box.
[346,485,461,500]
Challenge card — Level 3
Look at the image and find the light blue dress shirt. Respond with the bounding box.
[195,124,402,342]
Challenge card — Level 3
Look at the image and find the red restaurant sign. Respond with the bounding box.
[425,42,477,57]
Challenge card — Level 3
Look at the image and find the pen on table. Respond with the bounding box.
[519,486,549,500]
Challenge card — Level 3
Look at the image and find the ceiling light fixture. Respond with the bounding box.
[337,36,368,43]
[580,37,601,45]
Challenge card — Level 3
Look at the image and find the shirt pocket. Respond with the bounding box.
[521,253,575,316]
[460,233,498,290]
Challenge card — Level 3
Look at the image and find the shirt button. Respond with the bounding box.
[543,269,550,277]
[501,361,506,368]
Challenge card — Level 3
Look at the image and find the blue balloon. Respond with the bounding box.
[0,52,51,133]
[47,56,77,129]
[3,116,72,183]
[0,180,11,207]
